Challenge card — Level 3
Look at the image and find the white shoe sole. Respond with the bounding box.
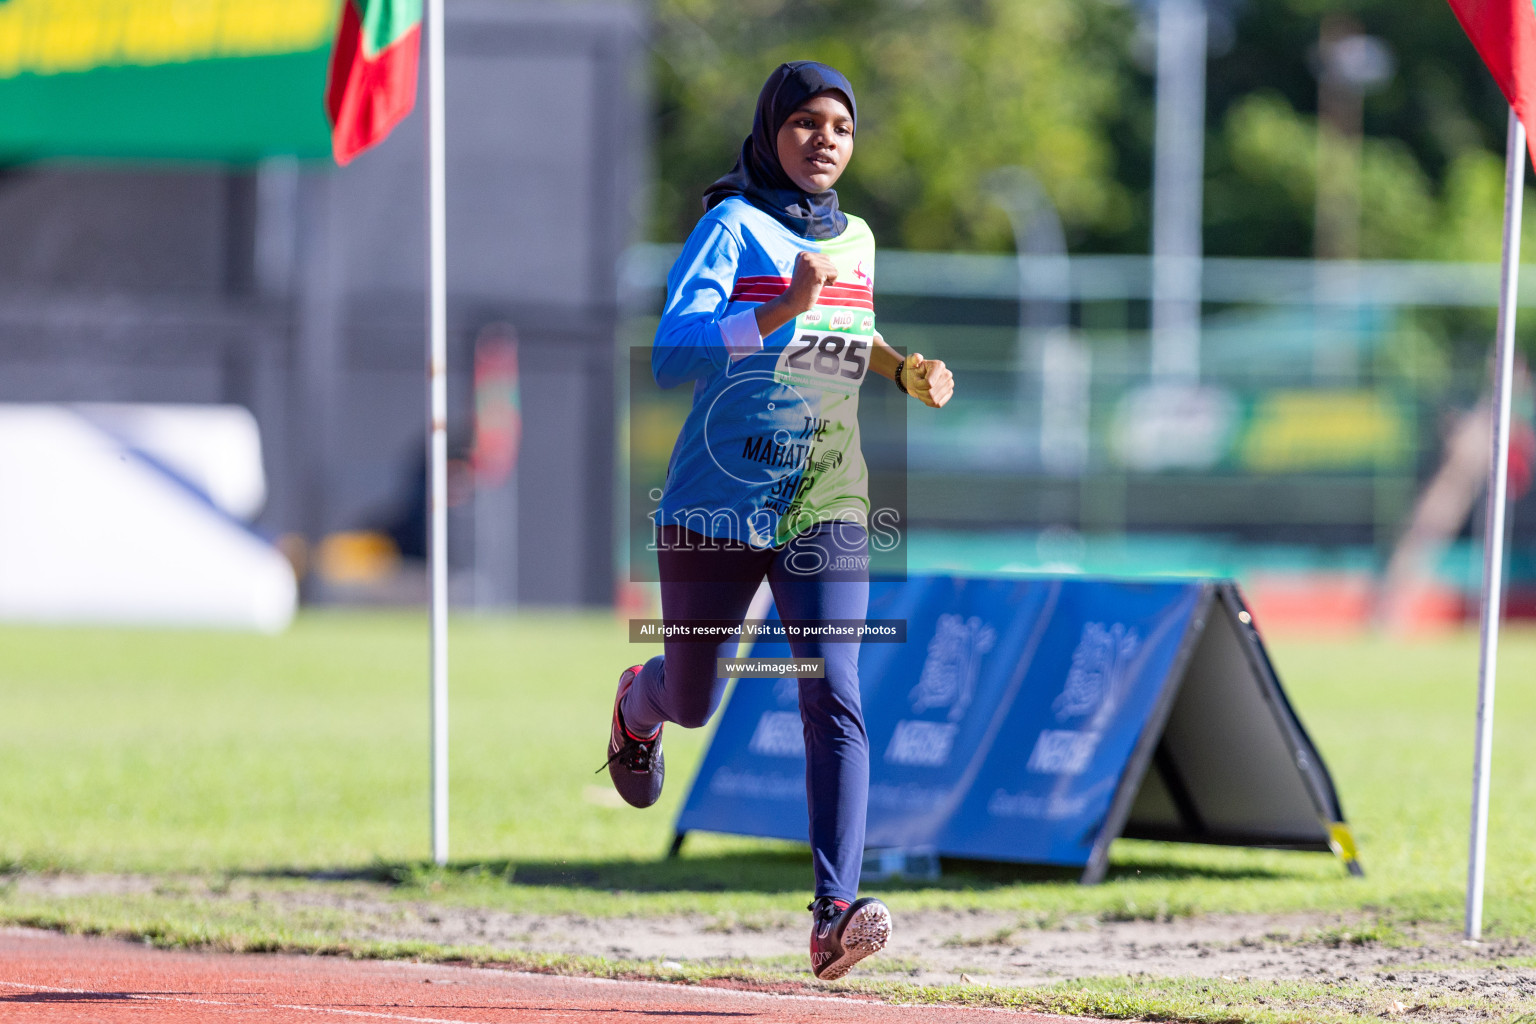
[817,901,891,980]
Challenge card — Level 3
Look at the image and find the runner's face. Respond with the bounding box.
[775,93,854,194]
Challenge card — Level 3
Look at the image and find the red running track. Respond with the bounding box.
[0,929,1083,1023]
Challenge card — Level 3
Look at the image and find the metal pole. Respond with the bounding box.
[1150,0,1207,382]
[985,168,1068,438]
[294,175,344,568]
[425,0,450,868]
[1466,106,1524,942]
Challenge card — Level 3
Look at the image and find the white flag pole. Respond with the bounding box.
[425,0,450,868]
[1466,105,1525,942]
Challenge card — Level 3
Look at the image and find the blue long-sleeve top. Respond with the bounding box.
[651,196,878,548]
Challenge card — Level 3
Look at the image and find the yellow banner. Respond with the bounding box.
[0,0,335,78]
[1239,391,1407,472]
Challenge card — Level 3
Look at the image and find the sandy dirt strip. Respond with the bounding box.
[11,875,1536,1021]
[17,875,1534,994]
[0,927,1084,1024]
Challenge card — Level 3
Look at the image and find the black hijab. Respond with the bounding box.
[702,61,858,241]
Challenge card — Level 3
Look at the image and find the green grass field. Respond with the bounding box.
[3,611,1535,924]
[4,612,1536,1022]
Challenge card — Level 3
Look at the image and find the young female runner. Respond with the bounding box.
[603,60,954,980]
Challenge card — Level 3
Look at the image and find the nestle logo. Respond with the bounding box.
[1026,729,1099,775]
[884,719,958,767]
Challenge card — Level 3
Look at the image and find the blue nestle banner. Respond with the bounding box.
[675,575,1208,871]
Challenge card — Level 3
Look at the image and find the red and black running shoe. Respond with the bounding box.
[599,665,664,808]
[808,896,891,980]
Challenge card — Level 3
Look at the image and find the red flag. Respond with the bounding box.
[1447,0,1536,164]
[325,0,423,165]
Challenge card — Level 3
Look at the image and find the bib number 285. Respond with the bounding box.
[785,333,868,382]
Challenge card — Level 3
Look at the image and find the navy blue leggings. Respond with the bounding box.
[622,521,870,903]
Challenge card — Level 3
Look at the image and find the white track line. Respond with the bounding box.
[0,979,494,1024]
[271,1007,500,1024]
[5,960,1093,1023]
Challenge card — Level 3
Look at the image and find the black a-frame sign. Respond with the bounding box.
[674,575,1361,884]
[1089,582,1362,883]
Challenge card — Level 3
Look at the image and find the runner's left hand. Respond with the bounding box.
[906,353,954,409]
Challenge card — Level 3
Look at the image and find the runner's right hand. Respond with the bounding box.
[780,251,839,316]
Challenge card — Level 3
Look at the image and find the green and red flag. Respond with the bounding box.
[325,0,423,165]
[1446,0,1536,162]
[0,0,336,161]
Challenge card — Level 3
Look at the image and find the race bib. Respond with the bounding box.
[774,305,874,397]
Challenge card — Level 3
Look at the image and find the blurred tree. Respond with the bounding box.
[650,0,1536,263]
[649,0,1138,251]
[1197,0,1536,260]
[1204,91,1442,260]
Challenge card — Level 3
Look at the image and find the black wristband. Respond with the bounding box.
[895,359,909,395]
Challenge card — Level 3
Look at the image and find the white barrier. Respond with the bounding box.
[0,404,295,632]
